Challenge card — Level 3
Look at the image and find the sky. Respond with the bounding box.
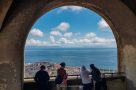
[25,6,116,48]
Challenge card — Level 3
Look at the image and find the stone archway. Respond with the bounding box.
[0,0,136,90]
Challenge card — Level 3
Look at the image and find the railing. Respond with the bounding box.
[24,74,80,80]
[24,72,125,80]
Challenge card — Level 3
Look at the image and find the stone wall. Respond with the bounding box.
[24,77,126,90]
[0,0,136,90]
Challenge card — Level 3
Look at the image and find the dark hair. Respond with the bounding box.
[40,65,45,69]
[60,62,66,67]
[90,64,95,68]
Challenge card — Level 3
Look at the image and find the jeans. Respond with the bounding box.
[83,83,93,90]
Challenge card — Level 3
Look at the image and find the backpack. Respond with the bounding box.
[55,74,62,84]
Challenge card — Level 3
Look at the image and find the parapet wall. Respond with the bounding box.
[24,76,126,90]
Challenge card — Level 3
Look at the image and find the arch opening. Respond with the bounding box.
[24,5,118,79]
[2,0,134,90]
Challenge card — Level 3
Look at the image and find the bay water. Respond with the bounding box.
[25,47,117,70]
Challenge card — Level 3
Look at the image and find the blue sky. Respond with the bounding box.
[26,6,116,48]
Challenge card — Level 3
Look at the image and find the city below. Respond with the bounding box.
[24,61,117,78]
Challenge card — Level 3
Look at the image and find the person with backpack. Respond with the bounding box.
[55,62,67,86]
[90,64,102,90]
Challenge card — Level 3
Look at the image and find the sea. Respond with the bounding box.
[25,47,117,70]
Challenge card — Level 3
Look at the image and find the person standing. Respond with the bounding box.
[55,62,67,88]
[80,65,93,90]
[90,64,102,90]
[34,65,50,90]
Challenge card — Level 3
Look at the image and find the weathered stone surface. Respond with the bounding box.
[0,0,136,90]
[0,0,13,30]
[124,45,136,90]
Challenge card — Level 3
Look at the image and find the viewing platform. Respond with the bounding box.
[24,73,125,90]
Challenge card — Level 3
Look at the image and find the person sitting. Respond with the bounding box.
[80,65,93,90]
[34,65,50,90]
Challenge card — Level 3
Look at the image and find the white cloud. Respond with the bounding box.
[58,38,73,44]
[50,31,62,36]
[30,28,44,37]
[63,32,73,38]
[85,32,96,39]
[26,39,47,46]
[26,31,116,48]
[56,32,115,47]
[49,36,56,43]
[58,6,83,13]
[98,19,110,30]
[82,32,115,44]
[94,37,115,43]
[53,22,70,32]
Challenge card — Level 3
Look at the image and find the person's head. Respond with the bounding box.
[90,64,95,69]
[60,62,66,68]
[40,65,45,70]
[81,65,86,71]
